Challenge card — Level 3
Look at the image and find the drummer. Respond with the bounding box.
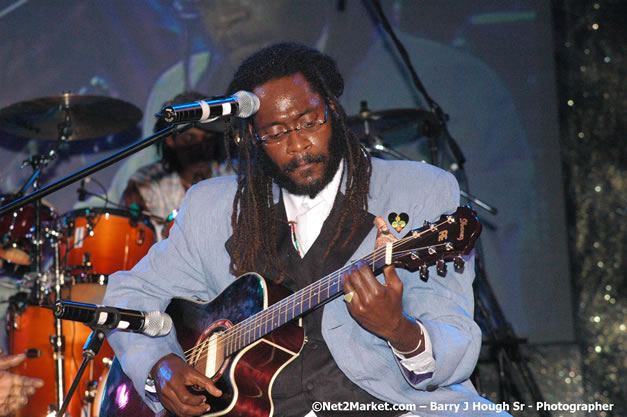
[121,91,235,238]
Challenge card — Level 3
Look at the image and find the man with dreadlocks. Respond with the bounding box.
[103,43,504,417]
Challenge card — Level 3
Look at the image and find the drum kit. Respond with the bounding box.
[0,93,145,417]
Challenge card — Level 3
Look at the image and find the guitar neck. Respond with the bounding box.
[220,206,479,357]
[222,249,386,356]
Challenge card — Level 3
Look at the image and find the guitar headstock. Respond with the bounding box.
[391,206,481,281]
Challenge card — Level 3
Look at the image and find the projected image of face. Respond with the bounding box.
[196,0,327,68]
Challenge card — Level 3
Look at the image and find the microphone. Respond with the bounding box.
[77,177,90,201]
[158,90,260,124]
[54,300,173,337]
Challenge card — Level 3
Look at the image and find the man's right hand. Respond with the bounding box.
[150,353,222,417]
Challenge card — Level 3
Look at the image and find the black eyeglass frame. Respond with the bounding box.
[253,103,329,145]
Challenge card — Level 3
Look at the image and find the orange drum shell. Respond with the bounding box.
[9,306,114,417]
[59,209,155,276]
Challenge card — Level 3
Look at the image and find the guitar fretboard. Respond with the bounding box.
[222,248,389,356]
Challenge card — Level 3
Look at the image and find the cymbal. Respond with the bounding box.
[0,93,142,140]
[346,108,439,139]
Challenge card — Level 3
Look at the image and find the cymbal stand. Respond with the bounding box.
[50,237,66,414]
[16,105,73,414]
[357,100,412,161]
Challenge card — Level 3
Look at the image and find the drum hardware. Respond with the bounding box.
[83,252,92,267]
[85,215,96,237]
[347,100,439,161]
[0,93,148,417]
[101,357,113,368]
[52,237,66,413]
[137,228,145,245]
[24,347,43,358]
[161,209,178,240]
[0,113,196,417]
[85,379,99,411]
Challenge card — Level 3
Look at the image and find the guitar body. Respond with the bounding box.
[97,273,305,417]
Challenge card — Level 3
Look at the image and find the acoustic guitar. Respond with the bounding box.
[97,206,481,417]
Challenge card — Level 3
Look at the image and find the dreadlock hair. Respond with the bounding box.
[225,42,372,282]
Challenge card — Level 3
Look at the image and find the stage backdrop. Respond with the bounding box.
[0,0,572,343]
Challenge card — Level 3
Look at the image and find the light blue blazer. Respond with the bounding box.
[104,158,508,416]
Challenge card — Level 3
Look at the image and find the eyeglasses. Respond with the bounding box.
[255,104,328,145]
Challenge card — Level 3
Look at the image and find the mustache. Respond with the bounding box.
[284,154,327,173]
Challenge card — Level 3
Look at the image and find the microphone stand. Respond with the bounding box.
[365,0,546,413]
[56,327,108,417]
[0,123,193,216]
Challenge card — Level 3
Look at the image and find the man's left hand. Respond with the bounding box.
[342,262,423,355]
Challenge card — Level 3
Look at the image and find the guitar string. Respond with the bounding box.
[181,244,448,366]
[182,216,457,363]
[182,216,459,363]
[182,215,460,363]
[182,238,398,363]
[215,215,458,350]
[181,231,406,361]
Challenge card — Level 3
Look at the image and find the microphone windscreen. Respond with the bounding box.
[234,91,260,118]
[143,310,173,337]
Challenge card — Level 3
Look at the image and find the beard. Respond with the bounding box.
[259,117,346,199]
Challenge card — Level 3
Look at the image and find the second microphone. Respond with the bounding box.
[54,300,172,337]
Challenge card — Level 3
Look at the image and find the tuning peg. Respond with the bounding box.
[419,264,429,282]
[437,260,447,277]
[454,256,464,273]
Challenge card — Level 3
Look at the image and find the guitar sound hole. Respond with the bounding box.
[192,323,231,381]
